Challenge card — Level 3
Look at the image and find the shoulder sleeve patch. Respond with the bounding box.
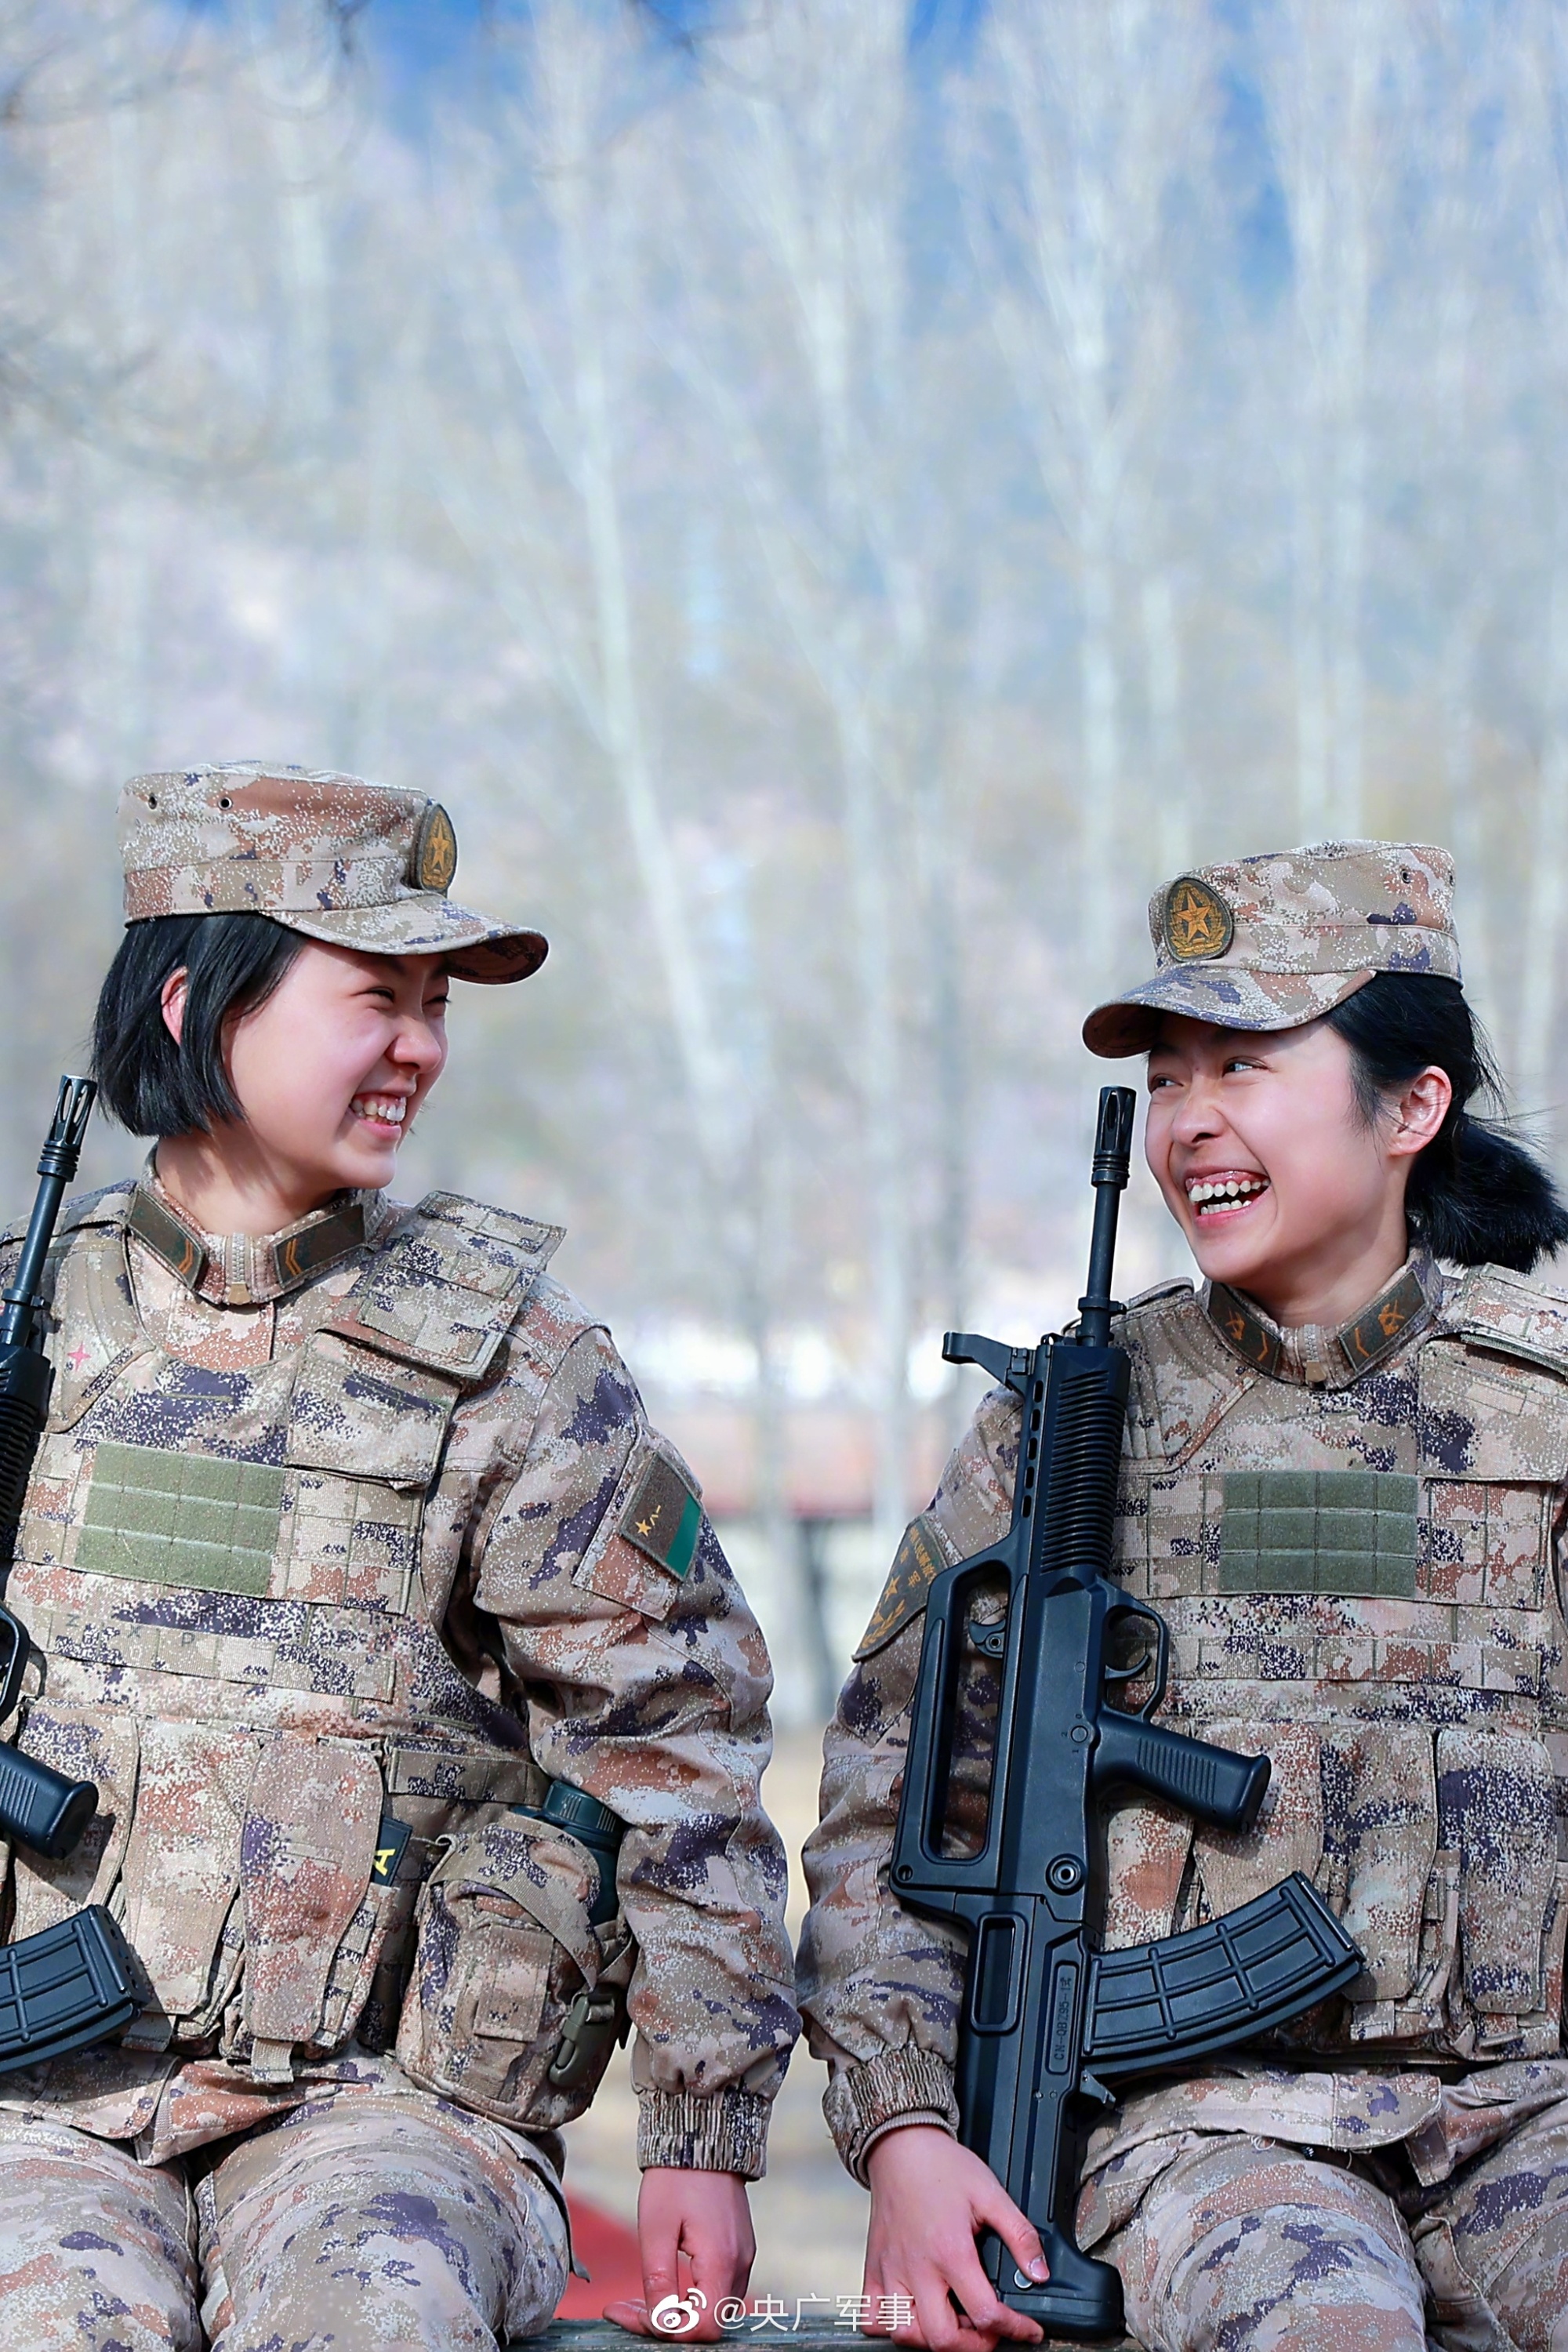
[572,1432,706,1622]
[619,1446,703,1581]
[854,1511,953,1661]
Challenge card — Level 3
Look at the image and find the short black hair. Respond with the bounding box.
[92,913,305,1138]
[1324,971,1568,1272]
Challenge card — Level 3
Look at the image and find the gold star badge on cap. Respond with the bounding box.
[1162,876,1234,962]
[413,804,458,894]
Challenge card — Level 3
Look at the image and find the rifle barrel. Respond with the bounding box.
[1077,1085,1135,1348]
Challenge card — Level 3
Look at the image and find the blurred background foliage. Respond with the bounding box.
[0,0,1562,1709]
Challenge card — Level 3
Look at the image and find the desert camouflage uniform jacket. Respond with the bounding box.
[0,1171,796,2172]
[799,1249,1568,2213]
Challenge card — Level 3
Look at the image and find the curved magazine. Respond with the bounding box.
[1084,1871,1362,2081]
[0,1906,139,2074]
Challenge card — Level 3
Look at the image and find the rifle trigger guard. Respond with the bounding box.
[1104,1602,1169,1721]
[967,1616,1008,1660]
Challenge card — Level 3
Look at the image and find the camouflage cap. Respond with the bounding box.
[1083,839,1460,1057]
[118,763,546,983]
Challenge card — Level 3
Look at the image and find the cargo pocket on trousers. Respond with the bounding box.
[396,1813,633,2132]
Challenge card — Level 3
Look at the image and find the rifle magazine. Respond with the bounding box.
[0,1906,139,2075]
[1083,1871,1362,2080]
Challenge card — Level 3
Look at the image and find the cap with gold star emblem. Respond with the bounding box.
[118,763,546,985]
[1083,840,1461,1056]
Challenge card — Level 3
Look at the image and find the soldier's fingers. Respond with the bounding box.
[637,2248,682,2337]
[909,2271,963,2350]
[604,2296,652,2337]
[940,2250,1044,2348]
[970,2190,1048,2294]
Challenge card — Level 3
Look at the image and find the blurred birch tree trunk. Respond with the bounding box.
[1515,0,1568,1127]
[430,3,737,1184]
[953,0,1210,983]
[1421,0,1501,1025]
[1259,0,1406,840]
[675,0,941,1564]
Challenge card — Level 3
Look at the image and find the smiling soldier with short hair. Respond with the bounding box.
[0,762,797,2352]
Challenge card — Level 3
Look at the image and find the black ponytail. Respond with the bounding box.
[1324,973,1568,1273]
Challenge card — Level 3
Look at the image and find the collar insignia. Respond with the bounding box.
[127,1182,367,1305]
[1206,1260,1436,1388]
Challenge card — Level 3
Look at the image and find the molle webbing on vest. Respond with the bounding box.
[74,1443,285,1595]
[1218,1470,1419,1598]
[382,1746,545,1806]
[24,1590,397,1700]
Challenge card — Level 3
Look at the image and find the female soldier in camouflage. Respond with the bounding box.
[800,841,1568,2352]
[0,764,797,2352]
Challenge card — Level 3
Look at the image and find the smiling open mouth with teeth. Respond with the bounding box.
[1187,1174,1269,1215]
[350,1093,408,1127]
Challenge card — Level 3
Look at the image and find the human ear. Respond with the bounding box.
[1388,1065,1453,1159]
[161,968,189,1048]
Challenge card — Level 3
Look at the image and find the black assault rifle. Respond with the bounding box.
[0,1080,138,2070]
[891,1087,1361,2343]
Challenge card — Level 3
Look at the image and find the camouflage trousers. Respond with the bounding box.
[0,2083,568,2351]
[1099,2096,1568,2351]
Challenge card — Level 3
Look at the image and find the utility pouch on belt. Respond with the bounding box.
[395,1786,632,2132]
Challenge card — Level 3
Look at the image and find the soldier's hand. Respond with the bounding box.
[606,2165,755,2340]
[862,2125,1047,2350]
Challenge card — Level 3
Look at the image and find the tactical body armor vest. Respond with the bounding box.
[0,1179,596,2081]
[1104,1256,1568,2063]
[867,1254,1568,2068]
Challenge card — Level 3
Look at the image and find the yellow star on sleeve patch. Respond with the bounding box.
[619,1451,702,1580]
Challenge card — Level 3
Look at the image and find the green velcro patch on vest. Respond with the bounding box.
[619,1453,702,1580]
[75,1442,285,1595]
[1218,1468,1417,1597]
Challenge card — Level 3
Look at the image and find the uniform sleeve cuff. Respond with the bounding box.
[637,2088,771,2180]
[822,2047,959,2183]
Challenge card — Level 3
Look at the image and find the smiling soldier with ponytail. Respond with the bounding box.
[800,842,1568,2352]
[1325,971,1568,1272]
